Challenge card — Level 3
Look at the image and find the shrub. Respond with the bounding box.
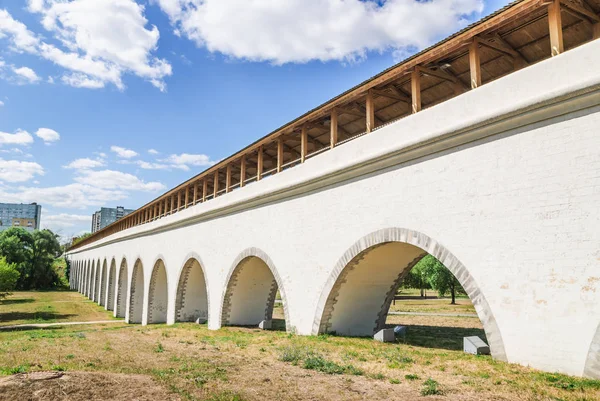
[0,257,19,300]
[421,378,443,396]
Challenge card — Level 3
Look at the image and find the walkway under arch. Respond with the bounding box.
[175,257,209,323]
[128,259,144,324]
[147,259,168,324]
[221,248,290,331]
[312,228,507,362]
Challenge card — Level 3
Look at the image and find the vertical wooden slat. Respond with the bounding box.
[594,23,600,40]
[301,125,307,163]
[170,195,175,214]
[330,108,338,148]
[548,0,563,56]
[257,146,263,181]
[226,164,232,193]
[469,42,482,88]
[185,187,189,208]
[240,155,246,187]
[411,68,421,113]
[213,171,219,197]
[193,182,198,204]
[164,199,168,216]
[277,137,284,173]
[366,89,375,133]
[176,191,180,211]
[158,201,162,218]
[202,178,208,202]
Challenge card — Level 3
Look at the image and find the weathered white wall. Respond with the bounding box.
[68,40,600,377]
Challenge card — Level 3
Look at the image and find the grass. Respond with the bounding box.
[0,291,599,401]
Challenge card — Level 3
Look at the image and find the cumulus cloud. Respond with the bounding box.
[0,129,34,146]
[63,157,105,169]
[0,159,44,182]
[148,148,159,155]
[161,153,215,170]
[74,169,165,191]
[0,2,172,90]
[156,0,483,64]
[0,101,4,107]
[35,127,60,143]
[12,66,40,83]
[110,145,138,159]
[42,212,91,230]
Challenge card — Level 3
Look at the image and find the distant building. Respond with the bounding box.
[0,202,42,232]
[91,206,134,233]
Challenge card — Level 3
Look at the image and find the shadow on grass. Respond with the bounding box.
[224,318,287,332]
[0,312,77,325]
[0,298,35,305]
[383,323,487,351]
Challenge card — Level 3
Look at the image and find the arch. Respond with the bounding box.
[85,260,91,297]
[90,260,97,300]
[93,259,101,302]
[115,258,128,318]
[99,259,108,306]
[106,258,117,311]
[147,258,168,324]
[128,259,144,324]
[175,256,209,323]
[220,248,290,331]
[584,323,600,378]
[312,228,507,362]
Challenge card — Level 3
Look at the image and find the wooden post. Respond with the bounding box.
[277,137,284,173]
[330,108,338,148]
[213,171,219,197]
[226,164,232,192]
[185,187,189,208]
[469,41,482,88]
[301,125,307,163]
[176,191,180,211]
[594,23,600,40]
[411,68,421,113]
[158,201,162,217]
[548,0,563,56]
[181,190,185,209]
[366,89,375,133]
[154,203,158,220]
[193,182,198,205]
[257,146,263,181]
[240,155,246,187]
[170,195,175,214]
[202,178,207,202]
[164,199,168,216]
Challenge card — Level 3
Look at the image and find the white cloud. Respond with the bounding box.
[135,160,171,170]
[0,129,34,146]
[63,157,105,169]
[148,148,159,155]
[161,153,215,170]
[35,127,60,143]
[12,66,40,83]
[156,0,483,64]
[0,100,4,106]
[0,3,172,90]
[0,159,44,182]
[74,169,165,191]
[110,145,138,159]
[42,212,91,230]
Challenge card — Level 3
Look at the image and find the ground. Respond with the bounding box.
[1,291,599,401]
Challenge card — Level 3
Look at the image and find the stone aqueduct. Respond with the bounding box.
[67,14,600,379]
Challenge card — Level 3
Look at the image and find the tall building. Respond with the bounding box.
[0,202,42,232]
[91,206,134,233]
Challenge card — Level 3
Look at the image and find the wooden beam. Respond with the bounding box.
[240,155,246,187]
[482,34,528,69]
[226,164,232,192]
[202,178,208,202]
[594,22,600,39]
[164,199,168,216]
[330,108,338,148]
[560,0,600,22]
[370,88,409,103]
[213,171,219,197]
[548,0,564,56]
[469,41,482,88]
[170,195,175,213]
[257,146,263,181]
[184,186,189,208]
[277,137,284,172]
[336,106,365,118]
[301,125,307,162]
[193,182,198,205]
[366,89,375,133]
[411,68,421,113]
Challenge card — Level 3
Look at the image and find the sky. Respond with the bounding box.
[0,0,510,240]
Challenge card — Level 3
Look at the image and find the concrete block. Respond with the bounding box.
[258,320,272,330]
[195,318,207,324]
[464,336,490,355]
[374,328,395,342]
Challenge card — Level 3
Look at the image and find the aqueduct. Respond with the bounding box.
[67,0,600,378]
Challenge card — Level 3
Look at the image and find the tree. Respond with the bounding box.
[402,259,431,297]
[30,230,62,289]
[419,254,465,304]
[0,257,20,300]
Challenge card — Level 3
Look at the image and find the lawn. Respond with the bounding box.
[0,291,598,401]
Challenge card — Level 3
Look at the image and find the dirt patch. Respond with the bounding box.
[0,371,179,401]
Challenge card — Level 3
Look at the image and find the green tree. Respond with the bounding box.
[30,230,62,289]
[419,254,465,304]
[0,257,20,300]
[402,259,431,297]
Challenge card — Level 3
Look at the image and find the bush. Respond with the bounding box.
[0,257,19,300]
[421,378,443,396]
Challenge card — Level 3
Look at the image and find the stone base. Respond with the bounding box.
[258,320,272,330]
[464,336,490,355]
[374,328,395,342]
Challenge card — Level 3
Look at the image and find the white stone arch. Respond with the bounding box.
[93,258,101,303]
[115,257,128,318]
[174,252,210,323]
[147,257,169,324]
[106,258,117,311]
[99,258,108,306]
[128,258,144,324]
[220,247,290,331]
[584,323,600,378]
[312,227,507,362]
[90,260,97,300]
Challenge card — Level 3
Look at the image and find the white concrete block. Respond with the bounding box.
[374,329,395,343]
[464,336,490,355]
[258,320,272,330]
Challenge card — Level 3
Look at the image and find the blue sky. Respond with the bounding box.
[0,0,509,239]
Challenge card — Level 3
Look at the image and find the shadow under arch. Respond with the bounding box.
[584,322,600,378]
[115,257,128,318]
[93,258,101,303]
[147,258,168,324]
[312,227,507,362]
[175,253,210,323]
[99,259,108,306]
[128,258,144,324]
[220,248,291,332]
[106,258,117,311]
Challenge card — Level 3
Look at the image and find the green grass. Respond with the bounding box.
[421,378,443,396]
